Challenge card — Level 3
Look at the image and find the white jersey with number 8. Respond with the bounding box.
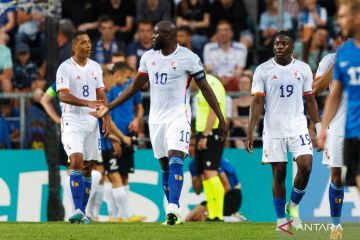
[251,58,313,138]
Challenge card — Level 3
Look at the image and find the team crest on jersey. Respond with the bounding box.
[294,71,302,81]
[171,60,177,70]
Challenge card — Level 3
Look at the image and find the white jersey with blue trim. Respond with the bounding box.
[138,45,204,124]
[251,58,313,138]
[315,53,346,136]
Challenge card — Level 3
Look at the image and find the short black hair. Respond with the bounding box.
[273,30,294,43]
[98,14,114,24]
[177,26,193,36]
[137,19,154,28]
[112,62,132,73]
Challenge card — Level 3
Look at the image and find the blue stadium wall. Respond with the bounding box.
[0,149,359,222]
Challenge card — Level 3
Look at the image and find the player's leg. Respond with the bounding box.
[159,157,170,202]
[85,163,103,219]
[344,138,360,192]
[82,160,94,215]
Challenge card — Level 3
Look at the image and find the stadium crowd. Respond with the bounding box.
[0,0,340,149]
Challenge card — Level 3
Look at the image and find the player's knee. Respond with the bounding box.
[299,164,312,178]
[331,168,342,186]
[273,169,286,183]
[159,157,169,171]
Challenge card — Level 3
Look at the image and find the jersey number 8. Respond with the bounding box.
[83,85,89,97]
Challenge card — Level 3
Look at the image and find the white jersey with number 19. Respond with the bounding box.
[251,58,313,138]
[138,45,204,124]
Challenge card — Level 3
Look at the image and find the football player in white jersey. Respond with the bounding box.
[313,49,346,239]
[246,31,321,230]
[56,32,111,223]
[90,21,227,225]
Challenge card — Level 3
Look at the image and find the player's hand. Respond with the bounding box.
[316,128,327,151]
[128,118,140,133]
[218,121,228,141]
[112,142,122,157]
[102,117,111,138]
[246,135,254,153]
[89,104,109,118]
[122,136,132,147]
[87,100,104,109]
[197,138,208,150]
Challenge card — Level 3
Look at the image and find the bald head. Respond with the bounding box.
[155,21,177,40]
[153,20,177,50]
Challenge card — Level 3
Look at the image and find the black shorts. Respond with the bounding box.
[223,189,242,216]
[195,129,224,173]
[102,150,119,174]
[117,144,135,176]
[343,138,360,186]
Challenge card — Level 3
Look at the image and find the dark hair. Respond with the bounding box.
[177,26,193,36]
[302,27,329,65]
[137,19,154,29]
[71,31,88,45]
[111,51,125,58]
[273,30,294,43]
[98,14,114,25]
[217,20,233,31]
[112,62,132,73]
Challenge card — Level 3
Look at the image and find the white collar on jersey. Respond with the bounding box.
[159,44,180,58]
[271,57,295,68]
[70,57,89,68]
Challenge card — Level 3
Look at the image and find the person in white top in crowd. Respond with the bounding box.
[246,31,321,230]
[203,20,248,91]
[56,32,111,224]
[90,20,227,225]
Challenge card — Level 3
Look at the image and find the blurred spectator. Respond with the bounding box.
[62,0,100,38]
[0,99,19,147]
[176,0,210,52]
[284,0,300,20]
[231,73,252,148]
[111,51,126,64]
[57,19,75,66]
[177,26,202,59]
[203,21,247,91]
[15,0,46,47]
[12,43,38,92]
[294,26,329,73]
[260,0,292,46]
[100,0,136,43]
[0,0,16,34]
[126,20,153,71]
[209,0,248,40]
[0,112,11,149]
[0,32,13,92]
[299,0,327,42]
[93,15,126,65]
[136,0,172,25]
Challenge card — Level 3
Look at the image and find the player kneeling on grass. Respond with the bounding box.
[56,32,111,223]
[246,31,321,230]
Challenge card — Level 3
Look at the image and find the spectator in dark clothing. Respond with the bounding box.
[136,0,172,25]
[176,0,210,51]
[126,20,153,71]
[12,43,38,91]
[93,15,126,65]
[57,19,75,66]
[177,26,203,59]
[0,0,16,34]
[0,113,11,149]
[209,0,248,39]
[0,99,19,147]
[100,0,136,43]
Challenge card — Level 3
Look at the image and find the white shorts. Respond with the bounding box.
[322,134,345,167]
[262,132,313,163]
[149,120,191,159]
[61,125,101,161]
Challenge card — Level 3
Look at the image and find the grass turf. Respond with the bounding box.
[0,222,358,240]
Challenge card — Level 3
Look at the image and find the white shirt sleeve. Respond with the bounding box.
[56,63,70,92]
[236,46,248,68]
[315,54,335,78]
[96,65,105,89]
[138,52,149,74]
[251,66,265,96]
[303,64,313,94]
[188,52,204,75]
[320,8,327,24]
[203,43,214,68]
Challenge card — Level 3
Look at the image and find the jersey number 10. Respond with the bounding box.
[155,73,168,84]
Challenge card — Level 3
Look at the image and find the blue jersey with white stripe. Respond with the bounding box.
[334,39,360,138]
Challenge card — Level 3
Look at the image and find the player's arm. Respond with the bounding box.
[304,94,321,125]
[110,120,132,146]
[312,65,334,96]
[96,89,111,137]
[129,103,144,133]
[219,172,231,193]
[196,76,228,141]
[246,95,265,153]
[58,89,103,108]
[40,85,61,124]
[317,80,344,150]
[197,110,217,150]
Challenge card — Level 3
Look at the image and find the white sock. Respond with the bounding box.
[65,175,74,212]
[86,170,102,216]
[92,184,104,219]
[113,186,132,219]
[104,182,117,218]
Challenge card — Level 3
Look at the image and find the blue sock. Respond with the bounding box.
[162,170,170,202]
[291,187,305,205]
[273,198,286,218]
[69,170,84,211]
[82,175,92,213]
[168,157,184,207]
[329,182,344,225]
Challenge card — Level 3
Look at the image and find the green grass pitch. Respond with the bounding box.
[0,222,358,240]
